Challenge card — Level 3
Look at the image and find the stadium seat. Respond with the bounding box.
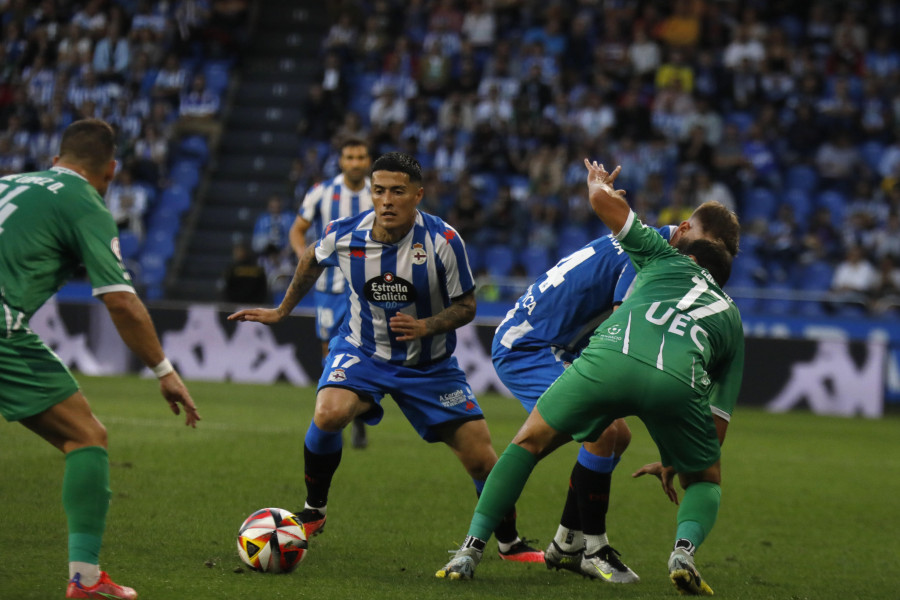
[725,111,755,134]
[203,60,231,96]
[741,187,778,223]
[170,160,202,191]
[520,245,553,279]
[159,185,192,214]
[139,253,168,286]
[859,140,885,173]
[483,245,516,277]
[470,173,500,203]
[177,135,210,162]
[557,225,592,257]
[466,244,484,275]
[785,165,819,194]
[783,188,814,223]
[817,190,847,227]
[147,205,181,232]
[118,230,142,260]
[760,280,796,316]
[144,228,176,260]
[800,260,835,291]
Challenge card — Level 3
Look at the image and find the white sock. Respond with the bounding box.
[497,536,520,554]
[304,502,326,515]
[584,533,610,556]
[554,525,584,552]
[69,562,101,586]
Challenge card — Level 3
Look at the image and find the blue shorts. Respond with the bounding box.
[319,337,484,442]
[314,290,349,341]
[492,344,574,413]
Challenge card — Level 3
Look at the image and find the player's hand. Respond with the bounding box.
[389,312,428,341]
[632,461,679,505]
[159,371,201,427]
[227,307,285,324]
[584,159,626,201]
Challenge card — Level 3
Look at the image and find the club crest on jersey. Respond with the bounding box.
[327,368,347,383]
[364,272,417,309]
[411,243,427,265]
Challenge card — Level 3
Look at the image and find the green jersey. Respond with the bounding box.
[0,167,134,335]
[589,211,744,418]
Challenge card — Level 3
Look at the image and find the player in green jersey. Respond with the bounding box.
[0,119,200,600]
[437,159,743,596]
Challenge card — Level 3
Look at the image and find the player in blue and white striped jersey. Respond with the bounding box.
[230,152,542,563]
[492,202,740,582]
[289,138,373,447]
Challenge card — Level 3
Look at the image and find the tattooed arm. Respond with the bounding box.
[227,243,324,324]
[389,289,476,341]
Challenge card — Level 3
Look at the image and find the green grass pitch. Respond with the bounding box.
[1,375,898,599]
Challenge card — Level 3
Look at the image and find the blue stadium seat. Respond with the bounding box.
[785,165,819,194]
[725,111,755,134]
[484,245,516,277]
[177,135,210,162]
[147,205,181,232]
[800,260,835,291]
[783,188,814,223]
[466,244,484,275]
[817,190,847,227]
[520,245,553,279]
[144,228,176,260]
[203,60,231,96]
[760,280,796,316]
[118,230,142,260]
[859,140,885,172]
[170,160,201,191]
[742,187,778,222]
[557,225,592,257]
[470,173,500,203]
[159,185,192,214]
[139,253,168,286]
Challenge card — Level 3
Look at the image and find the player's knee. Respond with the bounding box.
[313,404,353,432]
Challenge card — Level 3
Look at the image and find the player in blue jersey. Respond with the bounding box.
[493,202,739,582]
[229,152,543,563]
[438,161,742,595]
[289,137,373,448]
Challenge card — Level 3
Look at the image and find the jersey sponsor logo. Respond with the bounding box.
[439,388,467,407]
[327,367,347,383]
[411,242,427,265]
[350,249,366,258]
[598,324,623,343]
[364,272,417,308]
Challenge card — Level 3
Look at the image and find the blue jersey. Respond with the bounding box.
[299,173,373,294]
[315,209,475,367]
[494,226,674,355]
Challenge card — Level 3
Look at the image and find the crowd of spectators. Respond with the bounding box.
[293,0,900,318]
[0,0,246,250]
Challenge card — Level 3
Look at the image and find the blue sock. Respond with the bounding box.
[577,446,617,473]
[304,421,343,454]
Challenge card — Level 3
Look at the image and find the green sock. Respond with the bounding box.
[675,481,721,549]
[468,444,537,541]
[64,446,111,564]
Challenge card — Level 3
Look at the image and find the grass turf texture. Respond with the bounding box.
[1,375,897,600]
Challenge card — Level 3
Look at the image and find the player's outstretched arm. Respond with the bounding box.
[100,291,200,427]
[632,462,679,504]
[583,159,631,235]
[228,243,324,324]
[389,289,476,341]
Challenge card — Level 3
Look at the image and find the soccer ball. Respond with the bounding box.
[236,508,308,573]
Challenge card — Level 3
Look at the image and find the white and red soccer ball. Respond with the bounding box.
[237,508,308,573]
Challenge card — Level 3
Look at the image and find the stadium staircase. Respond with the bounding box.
[167,2,327,302]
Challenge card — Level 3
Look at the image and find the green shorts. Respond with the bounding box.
[535,348,720,474]
[0,331,79,422]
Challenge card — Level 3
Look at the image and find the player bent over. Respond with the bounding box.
[230,153,542,563]
[0,119,200,600]
[437,160,743,596]
[492,200,738,582]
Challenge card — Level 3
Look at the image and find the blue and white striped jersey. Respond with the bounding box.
[494,226,674,355]
[299,173,373,294]
[315,209,475,367]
